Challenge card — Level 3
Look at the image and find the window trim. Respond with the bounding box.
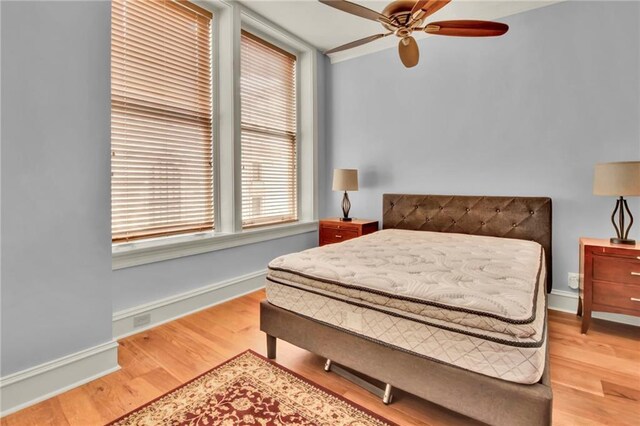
[238,11,319,227]
[111,0,318,270]
[110,0,216,243]
[112,220,318,270]
[239,28,298,229]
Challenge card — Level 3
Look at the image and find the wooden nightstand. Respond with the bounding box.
[319,218,378,246]
[578,238,640,333]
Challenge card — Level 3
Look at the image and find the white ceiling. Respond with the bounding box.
[239,0,563,63]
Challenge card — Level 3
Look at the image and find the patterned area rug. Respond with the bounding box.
[108,350,395,425]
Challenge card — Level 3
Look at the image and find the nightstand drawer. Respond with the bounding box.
[592,255,640,285]
[320,223,357,231]
[318,218,378,247]
[593,281,640,312]
[322,228,358,243]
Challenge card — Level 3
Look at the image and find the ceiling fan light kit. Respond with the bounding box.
[320,0,509,68]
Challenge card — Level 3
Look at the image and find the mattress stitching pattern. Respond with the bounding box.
[268,230,543,334]
[265,281,548,384]
[267,299,547,384]
[266,276,546,348]
[269,248,542,325]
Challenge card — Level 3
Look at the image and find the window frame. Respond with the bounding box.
[239,28,298,229]
[112,0,318,270]
[110,0,216,244]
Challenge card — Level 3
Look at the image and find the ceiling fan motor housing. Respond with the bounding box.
[320,1,509,68]
[382,0,419,30]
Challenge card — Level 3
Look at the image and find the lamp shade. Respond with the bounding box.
[593,161,640,196]
[332,169,358,191]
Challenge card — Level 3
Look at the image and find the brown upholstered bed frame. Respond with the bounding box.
[260,194,553,426]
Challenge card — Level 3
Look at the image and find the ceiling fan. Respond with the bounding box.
[320,0,509,68]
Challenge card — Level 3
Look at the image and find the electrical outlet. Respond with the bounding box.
[133,313,151,328]
[568,272,580,290]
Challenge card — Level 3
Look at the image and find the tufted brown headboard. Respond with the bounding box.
[383,194,552,293]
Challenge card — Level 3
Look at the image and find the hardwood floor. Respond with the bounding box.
[3,290,639,425]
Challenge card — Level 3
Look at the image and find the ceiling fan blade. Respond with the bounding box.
[412,0,451,18]
[411,0,429,15]
[425,20,509,37]
[398,36,419,68]
[319,0,391,24]
[325,33,391,54]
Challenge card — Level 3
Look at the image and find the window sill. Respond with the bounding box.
[112,221,318,270]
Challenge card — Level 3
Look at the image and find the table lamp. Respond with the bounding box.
[593,161,640,245]
[332,169,358,221]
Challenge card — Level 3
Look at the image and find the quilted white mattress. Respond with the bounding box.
[266,229,548,384]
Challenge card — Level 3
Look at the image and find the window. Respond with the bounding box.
[240,31,297,228]
[111,0,214,242]
[111,2,318,270]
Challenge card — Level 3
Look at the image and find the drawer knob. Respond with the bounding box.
[335,235,343,239]
[631,272,640,276]
[631,297,640,302]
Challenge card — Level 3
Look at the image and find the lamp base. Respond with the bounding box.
[610,237,636,245]
[340,191,352,223]
[609,196,635,246]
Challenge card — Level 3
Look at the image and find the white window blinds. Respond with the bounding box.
[111,0,214,242]
[240,31,298,228]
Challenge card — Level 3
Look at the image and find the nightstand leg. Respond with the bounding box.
[577,296,583,317]
[581,306,592,334]
[581,266,593,333]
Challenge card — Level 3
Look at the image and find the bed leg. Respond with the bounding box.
[324,359,332,372]
[383,384,393,405]
[266,334,277,359]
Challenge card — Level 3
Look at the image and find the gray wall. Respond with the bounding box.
[1,0,113,376]
[111,233,317,311]
[0,1,325,376]
[324,0,640,292]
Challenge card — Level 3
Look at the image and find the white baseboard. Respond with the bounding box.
[6,278,632,418]
[0,340,120,417]
[548,289,640,326]
[0,270,266,417]
[112,269,267,339]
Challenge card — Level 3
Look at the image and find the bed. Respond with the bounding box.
[260,194,553,426]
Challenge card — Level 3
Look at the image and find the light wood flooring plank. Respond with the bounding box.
[3,291,638,425]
